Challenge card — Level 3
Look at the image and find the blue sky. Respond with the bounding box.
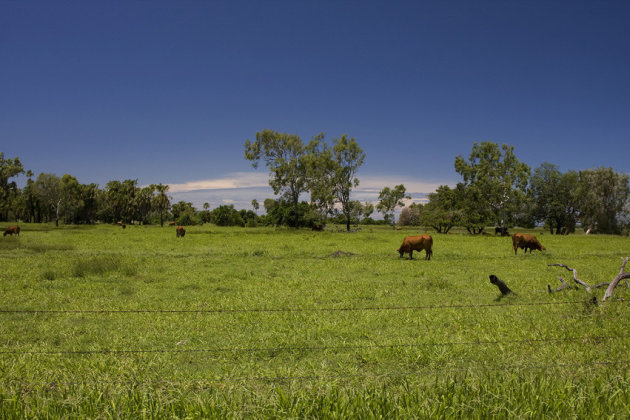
[1,0,629,210]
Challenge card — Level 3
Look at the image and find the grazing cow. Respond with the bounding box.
[121,224,126,229]
[512,233,546,254]
[176,226,186,238]
[168,221,176,226]
[312,224,324,231]
[116,221,122,226]
[495,226,510,236]
[398,235,433,260]
[3,225,20,237]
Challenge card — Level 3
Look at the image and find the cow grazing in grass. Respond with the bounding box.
[169,221,176,226]
[312,224,324,231]
[398,235,433,260]
[495,226,510,236]
[511,233,546,254]
[176,226,186,238]
[3,225,20,237]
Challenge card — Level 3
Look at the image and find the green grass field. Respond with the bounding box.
[1,223,629,418]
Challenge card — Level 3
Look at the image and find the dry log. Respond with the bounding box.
[602,258,630,302]
[489,274,515,295]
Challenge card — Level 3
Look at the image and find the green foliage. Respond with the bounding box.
[245,130,321,227]
[530,163,579,234]
[576,167,630,234]
[212,204,245,226]
[377,184,409,227]
[0,152,24,221]
[454,142,530,230]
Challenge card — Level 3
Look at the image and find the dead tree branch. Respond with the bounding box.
[547,263,591,292]
[602,258,630,302]
[547,276,577,293]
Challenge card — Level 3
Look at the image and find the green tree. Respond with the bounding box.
[35,173,62,226]
[245,130,322,228]
[576,167,630,234]
[251,199,259,214]
[0,153,25,221]
[331,135,365,231]
[60,174,82,224]
[151,183,171,227]
[454,142,530,232]
[530,163,579,234]
[376,185,409,228]
[422,185,462,233]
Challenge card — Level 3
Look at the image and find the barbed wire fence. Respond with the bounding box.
[2,299,629,387]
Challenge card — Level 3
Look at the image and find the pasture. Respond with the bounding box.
[0,223,629,418]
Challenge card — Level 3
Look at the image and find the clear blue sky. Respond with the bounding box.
[2,0,629,209]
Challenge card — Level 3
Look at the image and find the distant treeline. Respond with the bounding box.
[2,139,629,234]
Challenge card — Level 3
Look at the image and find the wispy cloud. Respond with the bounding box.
[167,172,455,212]
[167,172,269,193]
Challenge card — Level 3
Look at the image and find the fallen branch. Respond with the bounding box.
[489,275,515,295]
[547,276,577,293]
[547,263,591,292]
[602,258,630,302]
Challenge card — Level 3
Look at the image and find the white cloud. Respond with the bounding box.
[166,171,453,214]
[167,172,269,193]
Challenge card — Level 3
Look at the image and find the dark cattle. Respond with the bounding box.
[397,235,433,260]
[312,224,324,231]
[121,224,126,229]
[512,233,546,254]
[495,227,510,236]
[3,225,20,237]
[176,226,186,238]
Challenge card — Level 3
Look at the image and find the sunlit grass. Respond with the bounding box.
[0,223,628,416]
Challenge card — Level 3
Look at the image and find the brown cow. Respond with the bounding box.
[312,224,324,231]
[512,233,546,254]
[3,225,20,237]
[176,226,186,238]
[398,235,433,260]
[168,221,176,226]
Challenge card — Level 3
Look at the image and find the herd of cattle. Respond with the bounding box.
[2,224,546,257]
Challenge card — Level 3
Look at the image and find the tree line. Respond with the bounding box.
[397,142,630,235]
[1,137,628,234]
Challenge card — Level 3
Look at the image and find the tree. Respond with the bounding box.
[0,153,24,221]
[376,185,409,228]
[151,183,171,227]
[330,134,365,231]
[421,185,462,233]
[576,167,630,234]
[454,142,530,232]
[529,163,579,234]
[251,199,259,214]
[362,202,374,221]
[60,174,81,224]
[245,130,322,228]
[305,139,336,221]
[398,203,423,226]
[35,173,62,226]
